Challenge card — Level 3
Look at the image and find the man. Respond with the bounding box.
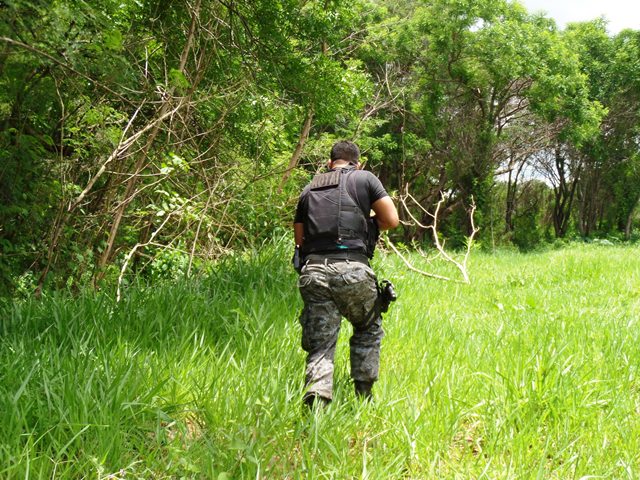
[293,140,399,407]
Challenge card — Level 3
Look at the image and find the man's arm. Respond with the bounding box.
[294,222,304,246]
[371,196,399,231]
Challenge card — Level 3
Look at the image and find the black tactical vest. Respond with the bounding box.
[301,167,368,255]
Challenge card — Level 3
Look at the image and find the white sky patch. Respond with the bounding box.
[515,0,640,34]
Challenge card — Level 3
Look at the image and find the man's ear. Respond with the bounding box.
[326,160,333,170]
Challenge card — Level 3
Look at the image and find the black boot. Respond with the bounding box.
[303,392,331,409]
[354,381,373,401]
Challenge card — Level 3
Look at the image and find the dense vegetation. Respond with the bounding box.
[1,0,639,295]
[2,243,639,477]
[3,2,639,477]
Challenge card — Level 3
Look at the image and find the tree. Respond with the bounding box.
[0,0,374,293]
[566,22,640,238]
[350,0,601,245]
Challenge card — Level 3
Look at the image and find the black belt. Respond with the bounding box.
[305,252,369,266]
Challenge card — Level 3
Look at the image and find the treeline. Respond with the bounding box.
[1,0,639,294]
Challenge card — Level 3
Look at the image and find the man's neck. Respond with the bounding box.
[331,160,355,169]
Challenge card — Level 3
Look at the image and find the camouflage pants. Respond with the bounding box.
[297,260,384,400]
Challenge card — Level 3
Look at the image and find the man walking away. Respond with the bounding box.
[293,140,399,407]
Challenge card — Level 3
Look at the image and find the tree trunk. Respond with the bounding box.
[577,166,601,237]
[505,168,515,233]
[278,109,313,193]
[625,209,634,240]
[504,154,527,234]
[551,148,580,238]
[624,200,638,240]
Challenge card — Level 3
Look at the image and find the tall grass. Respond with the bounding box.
[1,243,639,478]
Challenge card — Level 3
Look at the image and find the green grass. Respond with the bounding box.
[1,243,640,478]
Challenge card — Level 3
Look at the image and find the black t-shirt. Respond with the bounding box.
[294,167,388,223]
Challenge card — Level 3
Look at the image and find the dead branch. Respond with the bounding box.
[383,236,453,281]
[96,0,203,280]
[67,101,149,212]
[116,211,174,302]
[389,185,479,283]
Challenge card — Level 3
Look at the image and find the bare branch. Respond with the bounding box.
[388,186,478,283]
[116,211,174,302]
[383,235,454,282]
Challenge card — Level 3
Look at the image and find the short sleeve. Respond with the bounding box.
[350,170,388,214]
[366,172,388,203]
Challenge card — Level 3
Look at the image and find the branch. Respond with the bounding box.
[278,109,313,192]
[116,211,174,302]
[0,36,134,106]
[388,185,478,283]
[383,235,454,282]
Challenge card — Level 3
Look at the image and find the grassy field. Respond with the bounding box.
[1,243,640,479]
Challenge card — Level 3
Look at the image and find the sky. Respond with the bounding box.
[517,0,640,34]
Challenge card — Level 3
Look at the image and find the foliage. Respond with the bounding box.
[510,180,551,251]
[0,0,639,294]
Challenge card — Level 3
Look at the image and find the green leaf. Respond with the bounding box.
[104,30,123,51]
[169,69,190,89]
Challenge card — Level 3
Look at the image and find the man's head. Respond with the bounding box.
[329,140,360,167]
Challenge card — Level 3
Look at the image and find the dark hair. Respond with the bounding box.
[330,141,360,164]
